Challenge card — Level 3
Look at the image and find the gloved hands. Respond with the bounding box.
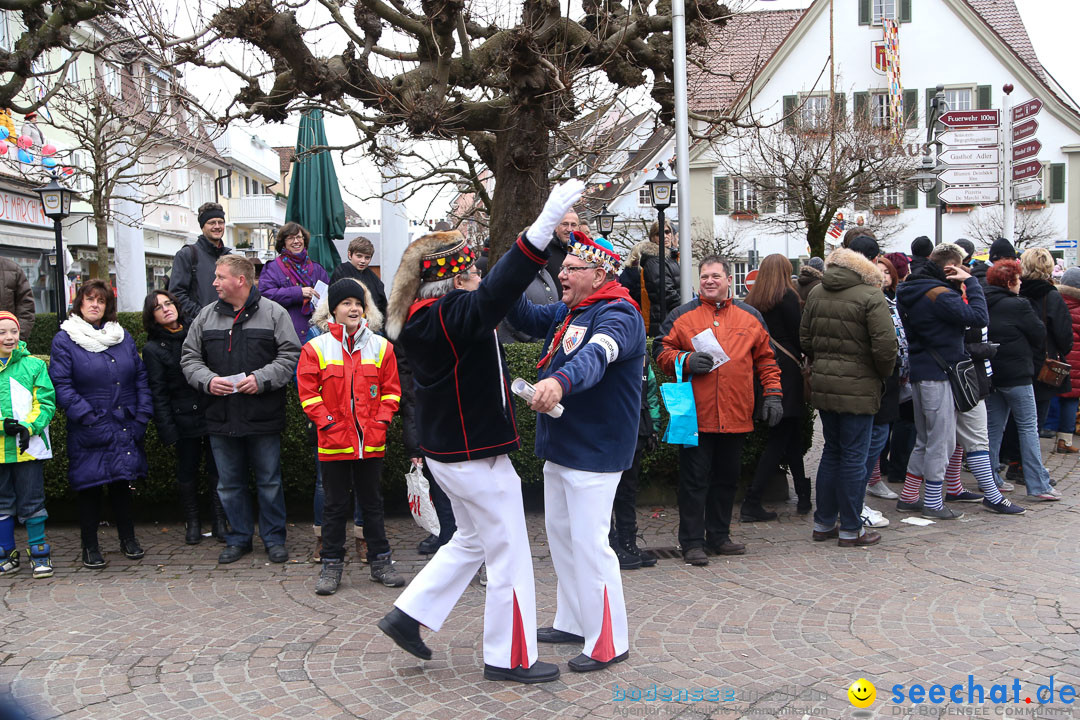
[3,418,30,453]
[644,433,659,454]
[685,351,715,376]
[525,179,586,250]
[760,395,784,427]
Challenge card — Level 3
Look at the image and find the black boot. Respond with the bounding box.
[210,487,229,542]
[740,500,778,522]
[178,481,201,545]
[622,535,657,568]
[793,476,812,515]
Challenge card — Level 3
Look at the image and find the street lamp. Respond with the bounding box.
[593,204,616,237]
[912,152,939,193]
[644,163,677,327]
[34,174,73,317]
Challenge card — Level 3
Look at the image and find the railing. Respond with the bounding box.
[230,194,286,226]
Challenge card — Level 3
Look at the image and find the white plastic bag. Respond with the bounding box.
[406,463,441,536]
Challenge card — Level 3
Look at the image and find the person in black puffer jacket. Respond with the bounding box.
[1019,248,1074,429]
[141,289,227,545]
[618,221,681,336]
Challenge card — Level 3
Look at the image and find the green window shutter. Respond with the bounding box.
[783,95,797,130]
[927,183,939,207]
[1050,163,1066,203]
[833,92,846,123]
[977,85,992,110]
[854,92,869,123]
[859,0,871,25]
[714,176,730,214]
[904,88,919,128]
[899,0,912,23]
[903,185,919,209]
[926,88,936,128]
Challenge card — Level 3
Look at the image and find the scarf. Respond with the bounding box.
[278,249,318,314]
[538,281,638,369]
[61,314,125,353]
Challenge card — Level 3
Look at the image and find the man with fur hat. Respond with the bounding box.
[505,232,646,673]
[618,221,681,335]
[376,180,586,685]
[801,247,896,547]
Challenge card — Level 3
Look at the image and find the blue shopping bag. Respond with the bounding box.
[661,353,699,447]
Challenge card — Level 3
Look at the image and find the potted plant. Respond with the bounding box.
[872,204,901,217]
[944,204,976,214]
[730,209,758,221]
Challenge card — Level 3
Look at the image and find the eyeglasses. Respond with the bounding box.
[465,267,482,278]
[153,300,175,312]
[559,264,597,276]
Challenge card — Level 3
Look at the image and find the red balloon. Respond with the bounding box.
[0,144,7,156]
[41,144,56,157]
[16,135,31,149]
[62,166,74,175]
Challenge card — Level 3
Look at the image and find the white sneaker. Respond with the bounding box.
[999,482,1015,493]
[867,480,899,499]
[861,505,890,528]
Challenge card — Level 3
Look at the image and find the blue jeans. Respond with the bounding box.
[863,423,891,485]
[210,434,287,548]
[1056,397,1078,435]
[814,412,873,539]
[0,461,46,522]
[986,385,1052,495]
[312,449,363,528]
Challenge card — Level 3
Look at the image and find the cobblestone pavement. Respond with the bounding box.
[2,430,1079,720]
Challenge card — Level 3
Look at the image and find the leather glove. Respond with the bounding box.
[644,433,658,454]
[686,351,715,376]
[4,418,29,453]
[761,395,784,427]
[525,179,586,250]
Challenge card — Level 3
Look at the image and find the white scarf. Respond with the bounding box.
[61,315,126,353]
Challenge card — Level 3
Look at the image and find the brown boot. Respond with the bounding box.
[1056,438,1079,454]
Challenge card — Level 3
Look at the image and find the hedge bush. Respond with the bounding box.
[34,314,814,518]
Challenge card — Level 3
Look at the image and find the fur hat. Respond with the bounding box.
[386,231,474,340]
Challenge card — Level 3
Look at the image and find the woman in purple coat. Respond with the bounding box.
[259,222,331,341]
[49,280,153,569]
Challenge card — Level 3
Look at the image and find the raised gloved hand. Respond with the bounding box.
[760,395,784,427]
[685,351,715,376]
[525,179,586,250]
[3,418,29,453]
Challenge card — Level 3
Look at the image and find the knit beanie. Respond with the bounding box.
[883,252,910,279]
[955,238,975,262]
[806,257,825,272]
[989,237,1017,262]
[849,235,881,261]
[1061,267,1080,289]
[911,236,933,258]
[327,279,367,315]
[0,311,18,333]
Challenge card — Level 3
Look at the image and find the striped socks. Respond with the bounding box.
[945,445,965,496]
[924,479,945,511]
[966,450,1004,504]
[869,458,882,486]
[900,473,923,504]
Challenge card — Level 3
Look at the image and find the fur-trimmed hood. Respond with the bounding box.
[797,265,823,286]
[823,247,886,290]
[386,230,469,340]
[626,240,662,268]
[310,277,383,334]
[1057,283,1080,302]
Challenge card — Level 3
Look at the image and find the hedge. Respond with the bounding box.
[32,313,814,518]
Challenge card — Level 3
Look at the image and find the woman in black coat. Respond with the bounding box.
[141,290,227,544]
[1019,248,1074,429]
[619,222,681,336]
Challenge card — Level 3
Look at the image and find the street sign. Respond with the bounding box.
[1012,118,1039,142]
[1012,159,1043,181]
[939,109,1000,128]
[939,186,1000,204]
[1013,178,1043,200]
[744,269,758,289]
[939,147,1000,166]
[1012,139,1042,162]
[939,167,1000,185]
[939,129,1000,147]
[1011,98,1043,123]
[1055,240,1078,249]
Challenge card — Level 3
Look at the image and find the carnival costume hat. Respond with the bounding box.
[386,230,476,340]
[567,231,622,275]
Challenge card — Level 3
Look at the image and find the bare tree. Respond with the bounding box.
[693,217,746,261]
[965,206,1062,250]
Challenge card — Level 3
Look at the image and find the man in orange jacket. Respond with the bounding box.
[655,255,783,566]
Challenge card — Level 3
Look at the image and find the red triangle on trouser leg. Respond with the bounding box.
[590,586,616,662]
[510,590,530,669]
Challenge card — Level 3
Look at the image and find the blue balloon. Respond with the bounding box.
[41,157,56,168]
[17,149,32,164]
[0,127,8,140]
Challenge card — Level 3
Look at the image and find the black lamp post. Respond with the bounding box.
[34,174,73,316]
[593,204,616,238]
[644,163,676,326]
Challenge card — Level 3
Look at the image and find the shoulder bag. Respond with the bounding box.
[1036,297,1071,389]
[926,347,980,413]
[771,340,811,399]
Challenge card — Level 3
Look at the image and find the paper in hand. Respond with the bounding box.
[313,280,329,303]
[691,329,730,370]
[220,373,246,394]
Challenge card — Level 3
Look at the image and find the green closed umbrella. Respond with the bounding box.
[285,109,345,273]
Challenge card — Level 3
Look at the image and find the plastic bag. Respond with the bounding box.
[660,353,699,447]
[406,463,441,536]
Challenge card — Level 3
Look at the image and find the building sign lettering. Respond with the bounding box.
[0,190,50,228]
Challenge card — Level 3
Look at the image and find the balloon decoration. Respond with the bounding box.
[17,149,32,164]
[16,135,31,150]
[62,166,74,175]
[42,157,56,168]
[0,144,7,156]
[41,144,56,157]
[0,127,8,140]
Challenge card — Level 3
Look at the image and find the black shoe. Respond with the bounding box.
[210,488,229,543]
[682,547,708,566]
[796,496,812,515]
[218,545,252,564]
[537,626,584,644]
[417,534,441,555]
[120,537,144,560]
[625,538,658,568]
[378,607,432,660]
[568,651,629,673]
[612,541,642,570]
[706,540,746,556]
[178,481,202,545]
[267,544,289,563]
[184,520,202,545]
[1006,463,1026,485]
[483,661,560,684]
[740,502,778,522]
[82,546,107,569]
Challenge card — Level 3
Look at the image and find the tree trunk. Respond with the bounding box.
[94,211,109,281]
[806,218,830,259]
[486,108,551,264]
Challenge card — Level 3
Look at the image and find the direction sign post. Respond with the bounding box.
[938,129,1000,147]
[1012,159,1042,182]
[939,186,1000,204]
[939,167,1000,185]
[1012,139,1042,162]
[1011,98,1043,123]
[1013,178,1043,201]
[939,147,1000,166]
[939,109,1000,128]
[1012,118,1038,142]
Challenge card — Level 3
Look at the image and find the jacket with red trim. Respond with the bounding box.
[655,296,782,434]
[297,320,400,460]
[396,237,550,463]
[507,288,646,472]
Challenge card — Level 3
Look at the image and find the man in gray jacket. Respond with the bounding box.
[181,255,301,565]
[170,202,232,322]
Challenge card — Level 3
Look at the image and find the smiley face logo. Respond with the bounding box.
[848,678,876,708]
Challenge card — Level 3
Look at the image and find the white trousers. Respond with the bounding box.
[543,461,629,661]
[393,454,538,670]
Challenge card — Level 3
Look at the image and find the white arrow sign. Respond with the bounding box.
[939,167,1000,185]
[939,185,1000,204]
[939,147,1000,166]
[1013,178,1043,201]
[939,129,1000,147]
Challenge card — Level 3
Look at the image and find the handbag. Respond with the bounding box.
[406,463,441,537]
[1036,297,1071,389]
[771,340,811,398]
[927,347,981,413]
[660,353,699,447]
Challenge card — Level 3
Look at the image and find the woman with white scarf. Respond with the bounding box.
[49,279,153,569]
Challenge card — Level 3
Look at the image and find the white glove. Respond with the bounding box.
[525,179,586,251]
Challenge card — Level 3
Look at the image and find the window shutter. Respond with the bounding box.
[859,0,871,25]
[899,0,912,23]
[903,185,919,209]
[1050,163,1066,203]
[854,92,869,123]
[714,176,730,214]
[855,195,870,212]
[833,92,846,123]
[783,95,797,130]
[761,178,777,214]
[926,88,936,128]
[904,89,919,129]
[927,183,938,207]
[977,85,992,110]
